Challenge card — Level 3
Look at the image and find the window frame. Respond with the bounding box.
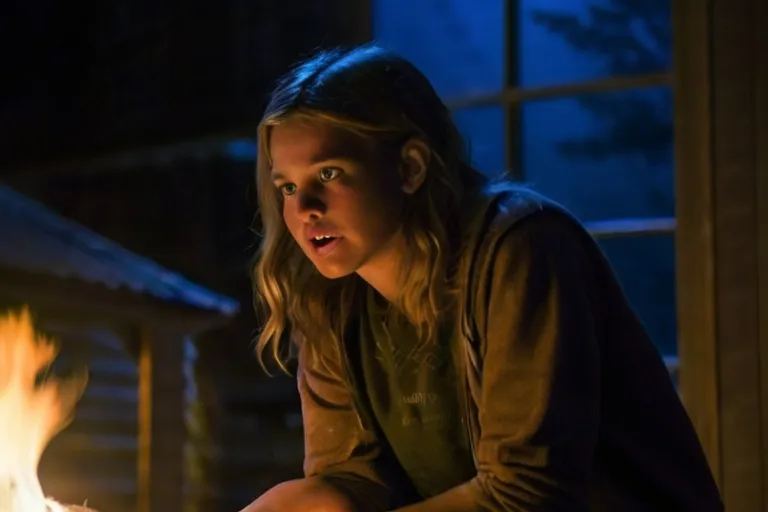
[442,0,677,367]
[443,0,675,240]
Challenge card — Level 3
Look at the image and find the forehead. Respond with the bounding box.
[268,118,371,172]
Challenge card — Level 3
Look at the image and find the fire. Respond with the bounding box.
[0,308,90,512]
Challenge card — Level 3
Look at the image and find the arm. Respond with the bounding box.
[243,334,397,512]
[297,338,395,511]
[392,210,601,511]
[239,477,355,512]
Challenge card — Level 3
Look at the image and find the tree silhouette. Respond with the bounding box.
[530,1,677,357]
[530,0,672,165]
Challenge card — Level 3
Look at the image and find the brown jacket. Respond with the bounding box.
[296,185,724,511]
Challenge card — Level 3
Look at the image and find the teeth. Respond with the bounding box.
[314,235,334,240]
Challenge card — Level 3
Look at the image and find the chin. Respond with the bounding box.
[302,244,362,280]
[314,263,356,280]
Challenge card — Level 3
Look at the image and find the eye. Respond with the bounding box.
[318,167,341,182]
[279,183,297,196]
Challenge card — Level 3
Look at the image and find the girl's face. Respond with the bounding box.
[269,117,414,292]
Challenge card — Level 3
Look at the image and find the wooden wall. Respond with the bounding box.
[26,317,213,512]
[37,322,141,512]
[675,0,768,509]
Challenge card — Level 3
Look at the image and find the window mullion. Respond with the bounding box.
[504,0,523,181]
[447,71,672,110]
[585,217,677,239]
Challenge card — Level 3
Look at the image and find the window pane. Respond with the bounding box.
[522,86,673,222]
[373,0,504,99]
[598,234,677,357]
[519,0,671,87]
[453,105,506,177]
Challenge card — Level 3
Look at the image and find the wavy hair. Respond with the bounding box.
[252,44,486,371]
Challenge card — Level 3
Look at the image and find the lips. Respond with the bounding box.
[310,235,343,255]
[310,234,337,247]
[305,225,343,255]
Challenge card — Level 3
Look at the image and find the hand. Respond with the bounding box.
[239,478,355,512]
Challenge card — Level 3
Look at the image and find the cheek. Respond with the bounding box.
[368,179,404,216]
[281,201,303,240]
[351,190,403,235]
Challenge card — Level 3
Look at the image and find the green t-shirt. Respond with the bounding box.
[360,287,476,499]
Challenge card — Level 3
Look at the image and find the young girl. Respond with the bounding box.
[243,45,723,512]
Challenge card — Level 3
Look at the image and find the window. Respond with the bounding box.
[374,0,676,362]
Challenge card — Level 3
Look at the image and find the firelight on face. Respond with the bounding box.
[269,118,407,281]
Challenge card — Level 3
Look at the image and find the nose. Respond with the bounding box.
[295,189,326,223]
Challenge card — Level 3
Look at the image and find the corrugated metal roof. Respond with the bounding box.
[0,183,239,315]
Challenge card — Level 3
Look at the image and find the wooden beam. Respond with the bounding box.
[756,0,768,503]
[1,134,254,177]
[674,0,767,508]
[673,0,721,474]
[137,325,188,512]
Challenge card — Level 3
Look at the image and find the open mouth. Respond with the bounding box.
[311,235,337,248]
[309,235,342,254]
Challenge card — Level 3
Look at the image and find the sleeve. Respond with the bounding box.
[297,337,398,512]
[468,210,602,511]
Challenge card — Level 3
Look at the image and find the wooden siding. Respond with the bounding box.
[38,323,140,512]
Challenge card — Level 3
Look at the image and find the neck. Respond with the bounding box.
[355,230,408,304]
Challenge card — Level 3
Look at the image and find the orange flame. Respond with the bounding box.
[0,308,88,511]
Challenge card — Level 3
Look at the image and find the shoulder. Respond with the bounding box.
[456,183,597,314]
[487,209,598,298]
[469,182,593,267]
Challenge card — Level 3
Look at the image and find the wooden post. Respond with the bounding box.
[757,0,768,506]
[674,0,768,509]
[137,325,187,512]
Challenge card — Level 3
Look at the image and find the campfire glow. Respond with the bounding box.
[0,308,90,512]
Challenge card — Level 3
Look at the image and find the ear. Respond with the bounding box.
[399,138,431,194]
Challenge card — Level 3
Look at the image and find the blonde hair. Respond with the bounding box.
[252,45,486,371]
